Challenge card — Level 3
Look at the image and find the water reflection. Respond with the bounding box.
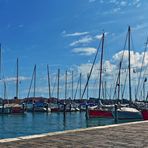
[0,112,142,139]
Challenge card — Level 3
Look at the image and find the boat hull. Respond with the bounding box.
[89,109,113,118]
[11,107,24,114]
[112,111,142,120]
[0,107,11,114]
[141,109,148,120]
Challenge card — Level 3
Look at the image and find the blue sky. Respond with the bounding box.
[0,0,148,100]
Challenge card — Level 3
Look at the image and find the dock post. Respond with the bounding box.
[2,101,4,113]
[85,103,89,120]
[46,103,49,112]
[114,104,118,123]
[2,103,4,113]
[69,103,71,112]
[63,102,66,118]
[33,102,35,112]
[79,104,82,112]
[63,102,66,113]
[22,103,25,113]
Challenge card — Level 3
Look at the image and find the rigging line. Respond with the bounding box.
[47,64,51,98]
[112,31,128,100]
[138,64,148,99]
[51,74,58,97]
[2,76,8,99]
[27,65,36,98]
[121,70,128,100]
[130,31,135,52]
[81,34,102,99]
[74,77,80,100]
[92,71,99,97]
[136,37,148,99]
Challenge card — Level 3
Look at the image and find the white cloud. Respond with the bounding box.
[113,50,148,70]
[113,7,121,12]
[2,76,30,82]
[72,47,97,56]
[73,49,148,83]
[91,0,142,15]
[133,23,148,31]
[70,36,93,46]
[95,34,102,40]
[62,31,89,37]
[69,32,108,47]
[120,1,127,6]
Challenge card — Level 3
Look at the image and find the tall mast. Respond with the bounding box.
[33,65,36,99]
[87,74,89,99]
[0,44,1,80]
[117,61,121,100]
[128,26,132,102]
[80,73,82,99]
[104,81,107,99]
[57,68,60,99]
[47,64,51,98]
[65,70,67,100]
[71,71,73,100]
[16,58,19,99]
[4,81,7,99]
[98,33,104,100]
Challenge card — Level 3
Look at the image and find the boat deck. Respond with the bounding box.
[0,120,148,148]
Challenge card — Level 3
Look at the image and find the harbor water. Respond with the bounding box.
[0,112,142,139]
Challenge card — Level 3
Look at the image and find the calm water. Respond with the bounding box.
[0,112,141,139]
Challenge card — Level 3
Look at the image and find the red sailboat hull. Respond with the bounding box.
[89,109,113,118]
[11,107,24,114]
[141,110,148,120]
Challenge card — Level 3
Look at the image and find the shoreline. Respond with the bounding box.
[1,120,148,143]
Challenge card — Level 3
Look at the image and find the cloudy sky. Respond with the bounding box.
[0,0,148,100]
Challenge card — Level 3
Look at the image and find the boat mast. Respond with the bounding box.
[104,81,107,99]
[27,65,36,98]
[65,70,67,100]
[0,44,1,80]
[71,71,73,100]
[128,26,132,102]
[87,74,89,99]
[117,62,121,101]
[16,58,19,99]
[57,68,60,99]
[80,73,82,99]
[33,65,36,99]
[4,80,7,100]
[98,33,104,100]
[47,64,51,98]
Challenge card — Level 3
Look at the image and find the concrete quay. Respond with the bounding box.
[0,120,148,148]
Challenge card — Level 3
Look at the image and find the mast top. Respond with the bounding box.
[128,26,131,32]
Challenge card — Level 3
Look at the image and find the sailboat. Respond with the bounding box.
[87,33,113,118]
[136,37,148,120]
[0,45,18,114]
[0,80,12,114]
[50,68,61,112]
[11,58,25,114]
[112,26,142,120]
[26,65,51,112]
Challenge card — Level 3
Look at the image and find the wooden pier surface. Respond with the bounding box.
[0,120,148,148]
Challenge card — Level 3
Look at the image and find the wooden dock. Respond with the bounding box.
[0,120,148,148]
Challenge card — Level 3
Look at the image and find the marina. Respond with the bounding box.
[0,1,148,147]
[0,120,148,147]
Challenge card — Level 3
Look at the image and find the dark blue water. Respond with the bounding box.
[0,112,141,139]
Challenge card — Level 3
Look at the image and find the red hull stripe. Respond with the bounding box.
[89,110,113,118]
